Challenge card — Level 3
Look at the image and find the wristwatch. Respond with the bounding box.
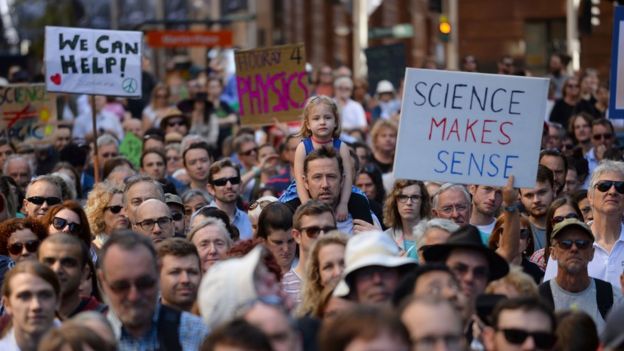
[503,203,520,212]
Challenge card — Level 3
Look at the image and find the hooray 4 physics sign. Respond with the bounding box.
[394,69,548,188]
[44,26,142,97]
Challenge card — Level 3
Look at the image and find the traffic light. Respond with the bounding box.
[439,15,451,42]
[579,0,601,34]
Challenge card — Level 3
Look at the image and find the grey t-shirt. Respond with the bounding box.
[550,279,623,332]
[530,223,547,251]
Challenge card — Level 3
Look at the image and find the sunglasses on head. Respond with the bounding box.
[300,225,336,239]
[8,240,39,256]
[27,196,61,206]
[52,217,82,234]
[552,213,579,224]
[106,205,123,214]
[557,239,592,250]
[211,176,241,187]
[592,133,613,141]
[498,328,556,349]
[594,180,624,194]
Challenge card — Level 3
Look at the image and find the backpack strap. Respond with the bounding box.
[594,278,614,320]
[157,304,182,351]
[538,280,555,310]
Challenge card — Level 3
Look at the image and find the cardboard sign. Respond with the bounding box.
[235,43,310,125]
[146,30,233,48]
[609,6,624,119]
[44,26,143,98]
[0,84,57,140]
[394,69,548,188]
[119,132,143,168]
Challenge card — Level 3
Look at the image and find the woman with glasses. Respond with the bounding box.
[529,196,583,271]
[550,77,581,128]
[383,180,431,259]
[247,196,278,235]
[85,182,129,252]
[298,232,348,317]
[41,200,95,263]
[181,189,212,229]
[0,218,47,263]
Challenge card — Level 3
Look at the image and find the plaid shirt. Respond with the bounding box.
[109,303,209,351]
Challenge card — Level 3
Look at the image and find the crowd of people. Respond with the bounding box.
[0,50,622,351]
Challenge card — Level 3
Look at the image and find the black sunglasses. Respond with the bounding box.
[167,120,186,127]
[27,196,61,206]
[595,180,624,194]
[300,225,336,239]
[8,240,40,256]
[552,213,579,224]
[106,205,123,214]
[240,147,258,156]
[211,176,241,187]
[172,212,184,221]
[557,239,592,250]
[107,275,157,294]
[52,217,82,234]
[592,133,613,141]
[499,328,556,349]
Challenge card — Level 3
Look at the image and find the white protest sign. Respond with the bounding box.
[394,69,548,188]
[44,26,142,97]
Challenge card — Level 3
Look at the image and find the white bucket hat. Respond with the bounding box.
[375,80,395,95]
[333,231,417,297]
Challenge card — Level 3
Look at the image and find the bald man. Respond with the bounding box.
[132,199,174,245]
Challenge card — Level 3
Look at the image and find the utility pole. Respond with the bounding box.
[352,0,368,79]
[567,0,581,73]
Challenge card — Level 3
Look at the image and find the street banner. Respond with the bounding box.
[235,43,310,125]
[394,68,548,188]
[44,26,143,98]
[609,6,624,119]
[0,84,57,141]
[146,30,233,48]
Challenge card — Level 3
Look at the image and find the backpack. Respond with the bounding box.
[538,278,614,319]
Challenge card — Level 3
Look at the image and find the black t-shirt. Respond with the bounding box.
[549,99,576,127]
[372,157,393,174]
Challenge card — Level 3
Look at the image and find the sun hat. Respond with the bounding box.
[422,224,509,281]
[333,231,417,297]
[375,80,395,95]
[159,107,188,130]
[550,218,594,241]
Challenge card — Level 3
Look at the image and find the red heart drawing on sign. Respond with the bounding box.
[50,74,61,85]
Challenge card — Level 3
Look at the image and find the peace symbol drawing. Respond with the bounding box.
[122,78,138,94]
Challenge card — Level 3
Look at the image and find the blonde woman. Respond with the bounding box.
[384,180,431,259]
[84,182,129,251]
[298,232,349,317]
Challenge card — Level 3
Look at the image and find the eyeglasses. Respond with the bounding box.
[106,275,157,295]
[211,176,241,187]
[594,180,624,194]
[561,143,575,151]
[249,199,273,211]
[498,328,556,349]
[105,205,123,214]
[240,147,258,156]
[167,120,185,127]
[438,204,469,215]
[101,152,119,158]
[557,239,592,250]
[167,156,181,162]
[172,212,184,221]
[136,217,172,231]
[592,133,613,141]
[449,263,489,281]
[8,240,40,256]
[300,225,336,239]
[552,213,579,224]
[397,194,421,203]
[27,196,61,206]
[52,217,82,234]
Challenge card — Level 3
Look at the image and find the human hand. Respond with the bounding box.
[352,219,381,234]
[502,175,518,206]
[336,203,348,222]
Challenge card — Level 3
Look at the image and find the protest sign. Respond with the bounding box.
[44,26,142,98]
[609,6,624,119]
[0,84,57,141]
[235,43,310,125]
[394,69,548,188]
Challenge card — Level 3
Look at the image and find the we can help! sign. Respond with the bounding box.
[394,69,548,188]
[44,26,142,98]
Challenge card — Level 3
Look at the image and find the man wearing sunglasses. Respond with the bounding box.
[483,297,557,351]
[22,175,63,219]
[99,231,208,350]
[544,160,624,291]
[165,193,186,238]
[586,118,615,178]
[206,159,253,240]
[540,218,621,331]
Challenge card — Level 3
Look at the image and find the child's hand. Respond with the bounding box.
[336,203,348,222]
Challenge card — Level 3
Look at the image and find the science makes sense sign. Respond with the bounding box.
[44,26,142,97]
[235,43,310,125]
[394,69,548,188]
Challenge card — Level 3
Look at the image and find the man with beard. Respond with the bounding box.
[99,230,208,350]
[156,238,201,312]
[519,165,555,251]
[469,184,503,241]
[38,234,107,319]
[206,159,253,240]
[539,218,622,331]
